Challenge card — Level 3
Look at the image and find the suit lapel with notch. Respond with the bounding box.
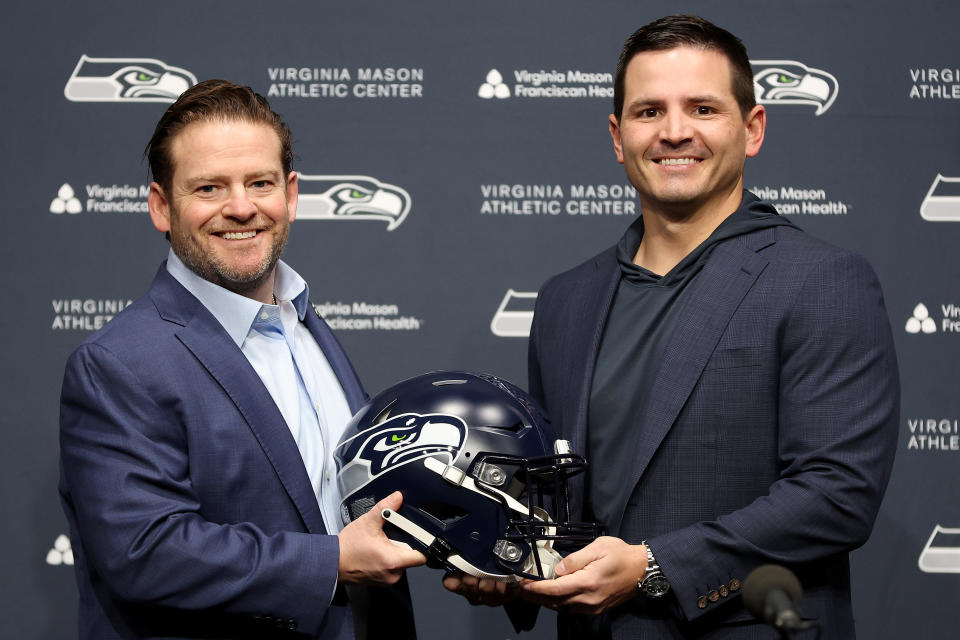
[148,268,327,534]
[567,249,621,460]
[615,230,775,521]
[551,248,621,520]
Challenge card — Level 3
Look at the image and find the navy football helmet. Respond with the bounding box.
[335,371,599,581]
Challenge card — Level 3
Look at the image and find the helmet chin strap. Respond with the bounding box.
[381,507,519,582]
[379,458,566,581]
[381,507,564,582]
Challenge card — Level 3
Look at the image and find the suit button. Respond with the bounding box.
[286,619,298,630]
[728,578,741,592]
[708,590,720,602]
[719,584,730,598]
[697,596,708,609]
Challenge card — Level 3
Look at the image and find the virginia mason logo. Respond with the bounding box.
[477,67,612,100]
[297,174,411,231]
[905,301,960,334]
[479,69,510,99]
[64,55,196,102]
[50,184,82,214]
[906,303,937,334]
[751,60,838,115]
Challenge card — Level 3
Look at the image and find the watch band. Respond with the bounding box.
[639,541,671,598]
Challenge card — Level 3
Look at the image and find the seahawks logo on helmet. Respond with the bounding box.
[64,55,197,103]
[297,173,411,231]
[337,413,466,494]
[751,60,838,116]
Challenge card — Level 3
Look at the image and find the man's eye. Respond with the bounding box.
[198,185,216,193]
[251,180,269,189]
[641,108,658,118]
[696,106,712,115]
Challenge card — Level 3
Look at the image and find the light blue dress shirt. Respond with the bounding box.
[165,249,352,534]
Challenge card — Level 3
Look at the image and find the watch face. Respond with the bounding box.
[642,574,671,598]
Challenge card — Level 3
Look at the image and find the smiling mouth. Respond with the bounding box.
[218,230,259,240]
[656,158,701,166]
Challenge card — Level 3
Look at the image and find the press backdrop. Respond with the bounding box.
[2,1,958,638]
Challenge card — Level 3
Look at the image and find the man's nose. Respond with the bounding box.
[222,187,257,219]
[660,111,694,144]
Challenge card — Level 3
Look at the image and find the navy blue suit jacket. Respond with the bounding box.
[59,266,414,639]
[528,220,899,638]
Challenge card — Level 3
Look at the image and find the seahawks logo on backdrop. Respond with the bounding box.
[337,413,467,497]
[297,173,411,231]
[751,60,838,115]
[64,55,197,103]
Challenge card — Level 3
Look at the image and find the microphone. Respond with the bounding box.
[742,564,815,637]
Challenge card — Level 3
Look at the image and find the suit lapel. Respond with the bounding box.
[557,249,620,518]
[149,268,327,534]
[569,250,621,459]
[620,236,772,508]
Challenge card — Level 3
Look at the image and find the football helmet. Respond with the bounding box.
[335,371,599,581]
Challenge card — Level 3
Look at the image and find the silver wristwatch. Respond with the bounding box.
[639,541,671,598]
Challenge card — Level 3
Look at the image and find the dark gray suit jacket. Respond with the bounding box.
[528,219,899,639]
[60,265,415,639]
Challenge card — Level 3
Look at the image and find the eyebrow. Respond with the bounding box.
[686,94,725,104]
[185,169,284,184]
[627,93,726,107]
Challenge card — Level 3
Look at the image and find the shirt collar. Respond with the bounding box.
[165,249,309,348]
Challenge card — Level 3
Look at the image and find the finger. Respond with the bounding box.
[391,546,427,567]
[459,574,480,590]
[377,491,404,513]
[518,590,566,607]
[520,573,583,598]
[553,542,600,576]
[442,573,463,592]
[477,578,500,596]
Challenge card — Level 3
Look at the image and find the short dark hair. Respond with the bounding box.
[613,14,756,121]
[144,79,294,194]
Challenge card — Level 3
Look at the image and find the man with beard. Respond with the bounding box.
[59,79,424,640]
[447,15,899,639]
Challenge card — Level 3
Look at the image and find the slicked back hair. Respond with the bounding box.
[613,14,756,121]
[145,79,294,195]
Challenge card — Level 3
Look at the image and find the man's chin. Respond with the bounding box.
[179,255,276,296]
[212,266,276,295]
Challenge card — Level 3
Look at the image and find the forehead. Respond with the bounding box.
[168,119,283,178]
[623,46,736,99]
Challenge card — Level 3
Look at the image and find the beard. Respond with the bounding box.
[168,210,290,297]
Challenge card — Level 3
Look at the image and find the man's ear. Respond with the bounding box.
[148,182,171,233]
[285,171,298,222]
[744,105,766,158]
[609,114,625,164]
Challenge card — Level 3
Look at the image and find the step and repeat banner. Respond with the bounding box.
[2,1,957,638]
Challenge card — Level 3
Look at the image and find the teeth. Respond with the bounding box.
[222,231,257,240]
[658,158,699,166]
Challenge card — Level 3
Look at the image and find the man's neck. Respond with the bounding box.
[232,273,278,305]
[633,189,743,275]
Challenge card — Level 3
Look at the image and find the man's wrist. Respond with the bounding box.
[638,541,671,598]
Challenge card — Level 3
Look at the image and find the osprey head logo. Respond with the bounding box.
[297,173,411,230]
[337,413,467,496]
[751,60,838,115]
[64,55,197,103]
